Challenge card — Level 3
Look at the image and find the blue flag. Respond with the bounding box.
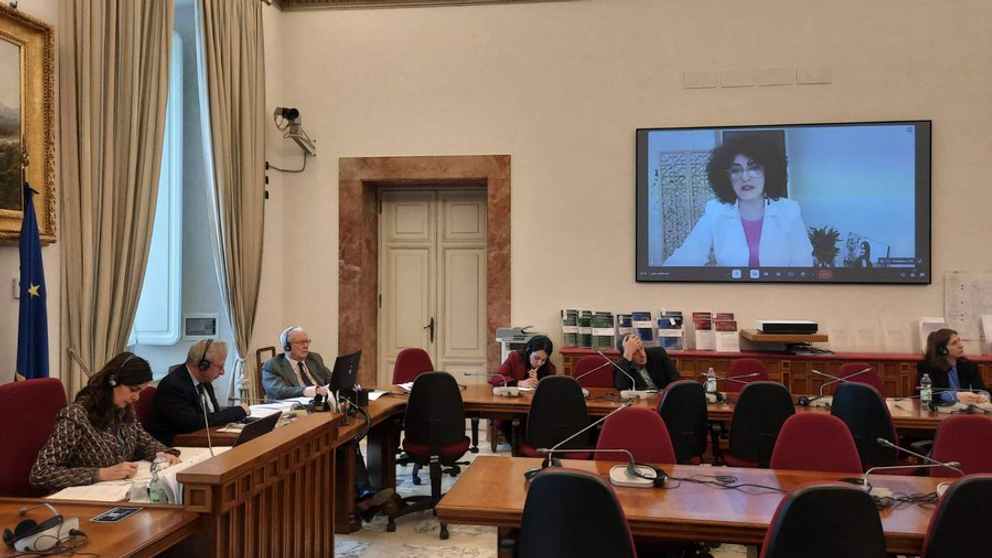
[17,183,49,380]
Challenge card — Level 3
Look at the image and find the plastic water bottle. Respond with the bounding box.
[148,457,169,504]
[920,373,933,406]
[705,367,718,394]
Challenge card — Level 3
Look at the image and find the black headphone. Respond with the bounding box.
[197,339,214,372]
[3,505,64,550]
[281,326,300,352]
[937,343,949,356]
[108,353,137,387]
[627,462,668,487]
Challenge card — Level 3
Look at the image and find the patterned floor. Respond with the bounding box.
[336,436,748,557]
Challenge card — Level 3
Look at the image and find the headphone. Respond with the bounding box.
[108,353,137,387]
[281,326,301,352]
[2,505,72,553]
[937,343,949,356]
[627,462,668,487]
[197,339,214,372]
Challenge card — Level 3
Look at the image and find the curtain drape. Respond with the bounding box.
[58,1,174,395]
[196,0,266,400]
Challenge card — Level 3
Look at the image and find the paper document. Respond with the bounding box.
[48,483,132,502]
[398,382,415,392]
[367,390,389,401]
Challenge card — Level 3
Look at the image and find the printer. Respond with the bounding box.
[495,326,542,363]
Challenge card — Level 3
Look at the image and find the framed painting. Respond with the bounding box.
[0,5,54,244]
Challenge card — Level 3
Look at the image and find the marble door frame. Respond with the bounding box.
[338,155,510,384]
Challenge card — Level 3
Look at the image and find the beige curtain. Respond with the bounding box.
[58,1,174,394]
[197,0,266,400]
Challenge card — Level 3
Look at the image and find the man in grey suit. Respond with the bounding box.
[262,326,392,522]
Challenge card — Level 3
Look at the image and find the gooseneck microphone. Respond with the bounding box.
[594,350,659,401]
[798,368,872,406]
[198,389,215,457]
[855,461,961,498]
[531,447,668,488]
[875,438,964,475]
[523,401,634,481]
[571,360,616,399]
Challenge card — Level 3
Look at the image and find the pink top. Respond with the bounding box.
[741,217,764,267]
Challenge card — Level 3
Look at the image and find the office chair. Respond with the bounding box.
[520,376,590,460]
[831,382,914,473]
[921,474,992,558]
[835,362,884,394]
[391,348,434,384]
[930,415,992,476]
[596,406,676,463]
[134,385,162,438]
[656,380,708,464]
[573,355,616,389]
[760,482,886,558]
[769,414,863,473]
[720,382,795,468]
[387,372,470,539]
[518,469,637,558]
[721,358,770,393]
[0,378,67,497]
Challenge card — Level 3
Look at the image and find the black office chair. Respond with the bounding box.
[520,376,590,459]
[720,382,795,468]
[760,483,886,558]
[387,371,470,538]
[921,475,992,558]
[830,382,913,472]
[656,380,709,464]
[518,469,637,558]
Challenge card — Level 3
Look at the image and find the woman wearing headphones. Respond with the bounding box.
[491,335,556,389]
[30,353,180,492]
[918,329,990,405]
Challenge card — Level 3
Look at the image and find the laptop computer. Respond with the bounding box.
[329,350,362,391]
[232,410,281,447]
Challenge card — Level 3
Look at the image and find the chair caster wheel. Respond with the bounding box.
[387,520,396,533]
[439,524,449,540]
[470,446,479,453]
[412,477,421,485]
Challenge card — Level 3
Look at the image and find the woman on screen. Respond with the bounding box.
[664,133,814,267]
[917,329,990,405]
[30,353,180,492]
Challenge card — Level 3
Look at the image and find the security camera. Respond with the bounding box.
[273,106,316,157]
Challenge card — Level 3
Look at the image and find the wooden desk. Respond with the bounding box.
[435,456,940,556]
[176,412,342,558]
[0,500,198,558]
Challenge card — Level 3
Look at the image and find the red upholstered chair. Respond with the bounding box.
[720,382,795,468]
[920,474,992,558]
[520,376,590,460]
[573,355,615,389]
[518,469,637,558]
[835,362,884,394]
[930,415,992,477]
[0,378,67,497]
[596,406,676,464]
[391,348,434,384]
[770,414,863,474]
[831,382,915,474]
[134,385,160,434]
[720,358,770,393]
[760,482,886,558]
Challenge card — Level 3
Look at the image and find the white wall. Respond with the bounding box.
[260,0,992,365]
[0,0,60,384]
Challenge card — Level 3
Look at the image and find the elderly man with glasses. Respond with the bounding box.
[150,339,249,446]
[262,325,395,522]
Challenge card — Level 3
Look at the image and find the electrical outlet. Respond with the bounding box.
[12,278,19,299]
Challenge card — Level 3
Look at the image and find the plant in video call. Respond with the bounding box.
[807,225,840,267]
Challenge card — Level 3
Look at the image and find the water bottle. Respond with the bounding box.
[148,457,169,504]
[705,367,718,394]
[920,373,933,406]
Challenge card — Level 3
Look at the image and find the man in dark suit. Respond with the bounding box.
[263,326,393,521]
[614,333,681,390]
[150,339,249,446]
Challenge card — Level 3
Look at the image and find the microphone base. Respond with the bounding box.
[609,465,660,488]
[493,386,521,397]
[620,390,658,401]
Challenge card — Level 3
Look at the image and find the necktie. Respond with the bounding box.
[197,383,213,414]
[299,361,313,387]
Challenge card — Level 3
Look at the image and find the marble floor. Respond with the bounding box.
[336,434,748,558]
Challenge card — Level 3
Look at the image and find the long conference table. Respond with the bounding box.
[434,456,943,557]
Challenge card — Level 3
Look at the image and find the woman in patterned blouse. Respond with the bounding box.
[30,352,181,492]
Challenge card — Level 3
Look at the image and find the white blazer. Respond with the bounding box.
[665,198,814,267]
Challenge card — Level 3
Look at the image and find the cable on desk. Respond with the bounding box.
[667,473,787,494]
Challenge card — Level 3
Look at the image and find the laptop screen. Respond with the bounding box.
[233,411,280,447]
[329,350,362,391]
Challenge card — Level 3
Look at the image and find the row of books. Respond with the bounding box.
[561,309,740,352]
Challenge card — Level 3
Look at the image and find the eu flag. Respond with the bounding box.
[16,182,49,380]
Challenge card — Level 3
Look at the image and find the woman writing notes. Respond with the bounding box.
[918,329,990,405]
[664,133,814,267]
[30,353,180,492]
[491,335,556,389]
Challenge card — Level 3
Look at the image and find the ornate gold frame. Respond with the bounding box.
[0,5,55,244]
